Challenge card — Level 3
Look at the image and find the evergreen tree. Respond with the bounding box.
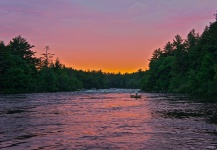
[141,18,217,96]
[7,36,39,66]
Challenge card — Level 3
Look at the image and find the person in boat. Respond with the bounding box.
[135,90,138,96]
[130,90,141,98]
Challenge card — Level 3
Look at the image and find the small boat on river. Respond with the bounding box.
[130,94,142,98]
[130,90,141,98]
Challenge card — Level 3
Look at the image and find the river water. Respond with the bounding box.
[0,89,217,150]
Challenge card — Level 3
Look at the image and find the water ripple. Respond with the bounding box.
[0,90,217,149]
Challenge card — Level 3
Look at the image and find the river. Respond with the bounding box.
[0,89,217,150]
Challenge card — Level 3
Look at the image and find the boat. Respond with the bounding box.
[130,94,142,98]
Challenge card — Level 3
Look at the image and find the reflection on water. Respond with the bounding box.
[0,89,217,150]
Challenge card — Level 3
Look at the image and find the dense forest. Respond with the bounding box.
[0,37,144,94]
[1,19,217,95]
[141,20,217,95]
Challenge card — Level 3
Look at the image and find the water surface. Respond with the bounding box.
[0,89,217,149]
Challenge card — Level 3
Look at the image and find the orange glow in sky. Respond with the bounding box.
[1,0,217,73]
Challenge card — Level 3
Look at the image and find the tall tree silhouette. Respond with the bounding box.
[7,35,39,66]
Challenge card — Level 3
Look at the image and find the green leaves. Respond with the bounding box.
[1,34,143,94]
[141,20,217,96]
[8,35,39,66]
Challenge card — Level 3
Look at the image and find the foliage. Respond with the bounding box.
[0,36,143,93]
[3,20,217,96]
[141,21,217,96]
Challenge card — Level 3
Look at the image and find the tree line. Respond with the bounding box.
[141,20,217,95]
[0,36,144,94]
[1,19,217,95]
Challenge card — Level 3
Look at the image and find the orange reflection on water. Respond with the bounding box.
[54,93,153,148]
[5,92,153,149]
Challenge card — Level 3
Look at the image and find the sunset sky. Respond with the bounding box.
[1,0,217,73]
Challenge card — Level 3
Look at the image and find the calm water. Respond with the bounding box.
[0,89,217,150]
